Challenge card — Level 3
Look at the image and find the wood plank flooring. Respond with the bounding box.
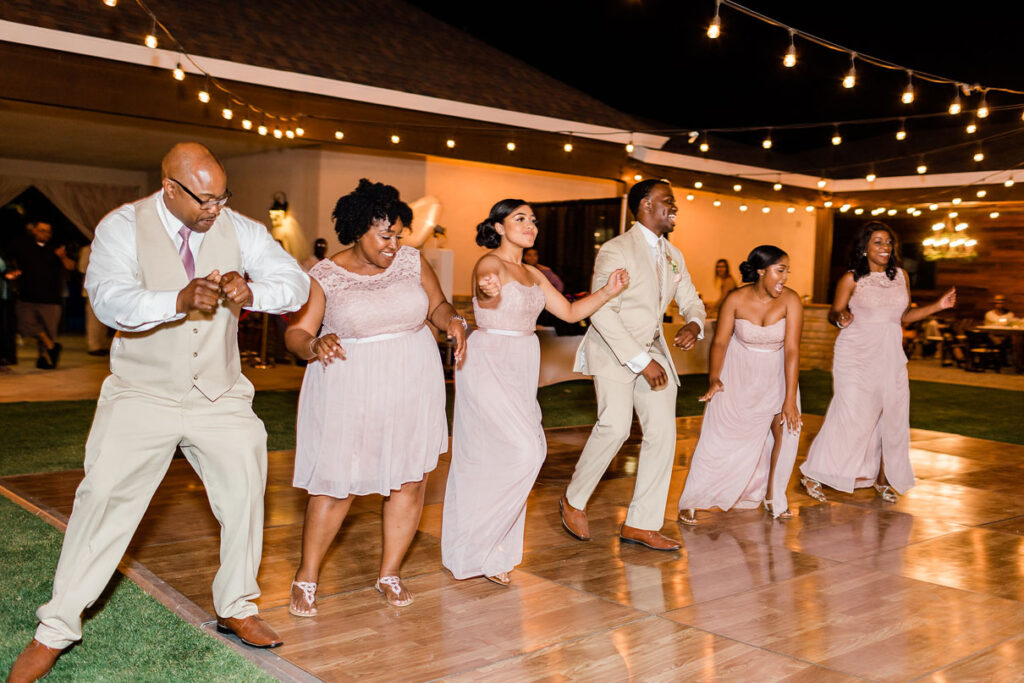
[5,416,1024,681]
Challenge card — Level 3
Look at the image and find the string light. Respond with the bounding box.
[564,142,573,152]
[952,197,962,205]
[221,107,233,120]
[783,30,797,68]
[713,199,722,207]
[977,92,989,118]
[172,62,185,81]
[446,138,456,148]
[507,141,516,151]
[694,181,704,189]
[273,128,283,139]
[929,204,939,210]
[739,204,748,212]
[966,121,977,134]
[787,206,796,213]
[295,127,304,136]
[901,71,914,104]
[805,206,815,212]
[973,147,985,162]
[1005,177,1015,187]
[103,0,117,6]
[977,189,987,198]
[831,126,842,146]
[817,179,827,188]
[896,120,907,140]
[733,183,742,192]
[707,0,722,39]
[633,173,643,181]
[197,89,210,104]
[241,119,252,130]
[866,171,877,182]
[854,207,865,215]
[686,193,696,201]
[773,182,782,191]
[762,206,771,213]
[887,209,898,216]
[842,53,856,89]
[625,143,635,153]
[949,87,962,115]
[334,130,344,140]
[949,211,958,218]
[824,200,833,208]
[391,134,401,144]
[917,160,927,174]
[144,20,158,49]
[699,133,710,153]
[762,131,772,149]
[990,211,1000,218]
[257,124,268,136]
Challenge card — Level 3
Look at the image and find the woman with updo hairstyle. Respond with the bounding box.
[678,244,803,524]
[709,258,738,315]
[285,178,467,613]
[441,198,628,586]
[800,222,956,504]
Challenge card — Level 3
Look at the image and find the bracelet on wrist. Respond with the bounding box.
[450,314,468,330]
[308,336,319,359]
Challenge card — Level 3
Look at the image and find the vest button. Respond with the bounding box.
[193,352,198,358]
[193,373,199,380]
[193,328,198,334]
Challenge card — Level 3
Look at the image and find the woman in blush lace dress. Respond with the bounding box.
[678,245,803,524]
[285,180,467,614]
[801,222,956,504]
[441,199,628,586]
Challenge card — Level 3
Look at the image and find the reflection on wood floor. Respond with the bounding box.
[5,415,1024,681]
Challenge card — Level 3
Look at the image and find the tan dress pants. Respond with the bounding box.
[566,353,677,530]
[35,376,268,649]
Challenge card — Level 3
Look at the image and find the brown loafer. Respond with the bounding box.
[216,614,283,648]
[619,524,681,551]
[7,639,63,683]
[559,494,591,541]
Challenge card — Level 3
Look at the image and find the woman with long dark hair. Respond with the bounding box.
[286,179,467,613]
[800,222,956,503]
[709,258,738,315]
[441,199,627,586]
[678,245,803,523]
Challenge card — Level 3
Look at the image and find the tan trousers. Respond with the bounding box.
[566,353,677,530]
[35,377,268,649]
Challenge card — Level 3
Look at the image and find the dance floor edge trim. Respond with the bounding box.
[0,482,320,683]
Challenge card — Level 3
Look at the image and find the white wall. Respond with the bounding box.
[0,157,148,192]
[668,193,817,300]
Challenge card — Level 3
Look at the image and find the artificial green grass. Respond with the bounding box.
[0,496,275,682]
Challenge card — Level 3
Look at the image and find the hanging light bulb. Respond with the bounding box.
[258,124,268,136]
[839,204,850,212]
[977,92,989,118]
[976,189,987,198]
[824,200,833,208]
[564,142,573,153]
[917,161,928,174]
[633,173,643,181]
[929,204,939,210]
[783,30,797,68]
[762,131,772,149]
[699,133,710,153]
[144,20,158,49]
[739,204,748,212]
[952,197,962,205]
[733,183,742,192]
[901,71,915,104]
[694,181,704,189]
[103,0,117,6]
[713,199,722,207]
[817,178,827,189]
[966,121,977,134]
[842,53,857,88]
[949,211,959,218]
[773,182,782,191]
[707,0,722,38]
[283,129,294,139]
[446,138,456,148]
[896,119,907,140]
[854,207,865,215]
[788,206,797,213]
[241,119,252,130]
[949,86,962,115]
[273,128,283,139]
[172,62,185,81]
[805,206,815,213]
[831,126,842,146]
[1005,177,1015,187]
[625,142,635,153]
[391,134,401,144]
[295,127,304,137]
[507,141,516,151]
[866,172,877,182]
[221,107,233,120]
[974,146,985,162]
[762,206,771,213]
[887,209,898,216]
[334,130,344,140]
[197,89,210,104]
[686,194,695,201]
[990,211,1001,218]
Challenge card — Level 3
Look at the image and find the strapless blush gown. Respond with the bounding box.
[801,270,913,493]
[293,246,447,497]
[678,317,801,517]
[442,281,547,579]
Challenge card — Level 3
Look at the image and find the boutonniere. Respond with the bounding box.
[666,254,679,274]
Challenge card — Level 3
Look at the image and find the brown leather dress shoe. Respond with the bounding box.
[619,524,682,551]
[7,639,63,683]
[559,494,591,541]
[215,615,283,648]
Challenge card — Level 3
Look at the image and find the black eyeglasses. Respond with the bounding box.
[169,178,231,210]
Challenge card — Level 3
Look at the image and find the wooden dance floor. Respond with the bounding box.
[5,416,1024,681]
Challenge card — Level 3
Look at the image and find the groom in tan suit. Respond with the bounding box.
[560,179,705,550]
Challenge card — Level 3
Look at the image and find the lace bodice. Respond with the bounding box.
[473,281,546,333]
[849,270,908,325]
[733,317,785,352]
[311,246,427,338]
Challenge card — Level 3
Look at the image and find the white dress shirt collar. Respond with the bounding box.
[634,221,663,250]
[155,189,202,247]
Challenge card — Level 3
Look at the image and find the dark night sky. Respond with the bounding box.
[406,1,1024,176]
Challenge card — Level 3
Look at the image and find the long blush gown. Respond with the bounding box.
[293,246,448,497]
[801,270,913,493]
[677,318,801,517]
[442,281,546,579]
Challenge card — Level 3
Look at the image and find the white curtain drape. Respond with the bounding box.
[0,175,142,239]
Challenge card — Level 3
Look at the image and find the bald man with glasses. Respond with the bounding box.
[8,142,309,683]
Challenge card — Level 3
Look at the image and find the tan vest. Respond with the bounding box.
[110,194,242,401]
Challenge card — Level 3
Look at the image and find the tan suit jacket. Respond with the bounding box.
[574,223,706,383]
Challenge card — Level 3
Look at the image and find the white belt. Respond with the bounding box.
[478,328,534,337]
[337,324,423,345]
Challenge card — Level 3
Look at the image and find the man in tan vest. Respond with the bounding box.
[8,143,309,683]
[560,179,706,551]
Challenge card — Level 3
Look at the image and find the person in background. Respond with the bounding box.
[985,295,1015,326]
[76,243,110,356]
[301,238,329,272]
[708,258,737,316]
[523,247,564,293]
[7,219,75,369]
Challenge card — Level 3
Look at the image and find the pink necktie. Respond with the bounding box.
[178,226,195,280]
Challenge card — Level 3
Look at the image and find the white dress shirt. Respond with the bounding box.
[624,222,703,374]
[86,190,309,332]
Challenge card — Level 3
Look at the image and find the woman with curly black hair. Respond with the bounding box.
[441,198,627,586]
[284,179,467,613]
[800,222,956,504]
[677,245,802,524]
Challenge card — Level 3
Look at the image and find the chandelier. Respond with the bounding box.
[922,216,977,260]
